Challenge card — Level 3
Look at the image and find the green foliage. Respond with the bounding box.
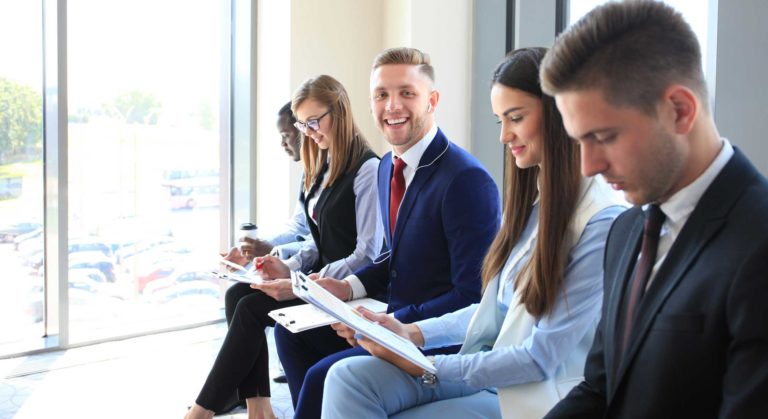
[104,90,162,124]
[0,77,43,164]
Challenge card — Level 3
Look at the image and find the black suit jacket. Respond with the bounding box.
[546,148,768,418]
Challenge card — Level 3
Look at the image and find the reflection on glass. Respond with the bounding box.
[67,0,227,342]
[0,0,45,354]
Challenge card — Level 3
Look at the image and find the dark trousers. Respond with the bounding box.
[195,282,303,412]
[274,323,369,419]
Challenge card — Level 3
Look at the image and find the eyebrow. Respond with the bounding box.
[577,127,617,140]
[493,106,523,118]
[374,84,416,91]
[501,107,523,117]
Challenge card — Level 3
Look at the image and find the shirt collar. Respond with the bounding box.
[392,124,438,169]
[657,138,734,224]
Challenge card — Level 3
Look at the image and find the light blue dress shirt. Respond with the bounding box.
[262,198,313,260]
[416,204,624,389]
[284,157,383,278]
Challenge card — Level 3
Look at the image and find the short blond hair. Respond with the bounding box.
[372,47,435,83]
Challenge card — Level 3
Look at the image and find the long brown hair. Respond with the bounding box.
[481,47,581,318]
[292,75,371,190]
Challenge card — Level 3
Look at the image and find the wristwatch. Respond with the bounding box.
[420,355,438,386]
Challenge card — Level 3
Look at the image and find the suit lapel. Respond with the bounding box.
[390,131,449,253]
[380,153,394,246]
[612,149,755,390]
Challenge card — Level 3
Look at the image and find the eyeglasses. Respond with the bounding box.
[294,110,331,134]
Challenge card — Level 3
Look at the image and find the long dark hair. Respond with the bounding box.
[481,47,581,318]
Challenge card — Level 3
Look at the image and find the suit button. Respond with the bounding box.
[391,269,398,278]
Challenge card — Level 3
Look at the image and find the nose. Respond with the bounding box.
[385,95,402,112]
[579,141,607,177]
[498,122,514,145]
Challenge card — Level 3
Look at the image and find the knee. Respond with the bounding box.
[305,358,335,386]
[224,282,251,310]
[325,359,356,388]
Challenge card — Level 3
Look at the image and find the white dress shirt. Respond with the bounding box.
[344,124,438,298]
[647,138,733,288]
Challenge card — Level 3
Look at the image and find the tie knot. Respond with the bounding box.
[644,204,665,236]
[393,156,407,173]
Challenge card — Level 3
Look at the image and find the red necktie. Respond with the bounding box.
[389,157,407,236]
[622,204,665,351]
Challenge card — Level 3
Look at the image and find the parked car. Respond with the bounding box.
[147,280,221,304]
[115,236,175,264]
[142,269,215,296]
[0,222,42,242]
[69,238,114,258]
[13,227,43,251]
[69,251,117,282]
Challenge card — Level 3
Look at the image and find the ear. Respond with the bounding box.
[664,85,698,135]
[428,90,440,112]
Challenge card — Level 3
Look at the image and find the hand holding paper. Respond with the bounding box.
[258,255,291,280]
[357,335,425,377]
[291,272,436,374]
[251,277,296,301]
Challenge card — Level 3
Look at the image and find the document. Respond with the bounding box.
[211,270,266,285]
[290,271,436,373]
[212,258,267,284]
[268,298,387,333]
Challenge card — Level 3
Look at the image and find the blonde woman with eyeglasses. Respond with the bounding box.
[185,75,382,419]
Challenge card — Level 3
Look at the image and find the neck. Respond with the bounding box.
[669,116,722,198]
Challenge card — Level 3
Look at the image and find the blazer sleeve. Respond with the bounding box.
[721,238,768,418]
[392,166,500,323]
[353,240,391,301]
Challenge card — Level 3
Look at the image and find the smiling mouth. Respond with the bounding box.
[385,117,407,126]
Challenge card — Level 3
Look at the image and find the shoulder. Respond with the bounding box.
[357,156,380,175]
[354,157,380,187]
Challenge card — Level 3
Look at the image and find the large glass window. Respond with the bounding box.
[65,0,229,342]
[0,0,45,353]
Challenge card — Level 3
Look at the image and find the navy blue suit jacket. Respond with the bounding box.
[546,148,768,418]
[355,128,500,325]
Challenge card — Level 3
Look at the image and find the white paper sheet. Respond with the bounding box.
[291,271,436,373]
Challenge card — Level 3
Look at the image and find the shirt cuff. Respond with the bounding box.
[414,317,444,349]
[344,275,367,299]
[284,257,301,272]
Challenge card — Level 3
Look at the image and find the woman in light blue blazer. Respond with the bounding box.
[321,47,626,419]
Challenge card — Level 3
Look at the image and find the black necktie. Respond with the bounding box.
[622,204,666,351]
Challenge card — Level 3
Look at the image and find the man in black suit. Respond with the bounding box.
[539,1,768,417]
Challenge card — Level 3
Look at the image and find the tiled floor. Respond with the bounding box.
[0,323,294,419]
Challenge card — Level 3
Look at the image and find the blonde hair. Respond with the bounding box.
[372,47,435,83]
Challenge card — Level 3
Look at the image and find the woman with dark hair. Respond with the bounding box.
[321,47,626,418]
[186,76,382,419]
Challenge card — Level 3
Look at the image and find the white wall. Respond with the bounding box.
[254,0,483,220]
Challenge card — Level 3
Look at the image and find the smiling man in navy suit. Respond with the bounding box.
[274,47,501,418]
[540,1,768,418]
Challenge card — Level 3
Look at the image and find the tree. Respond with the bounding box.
[0,77,43,163]
[105,90,162,124]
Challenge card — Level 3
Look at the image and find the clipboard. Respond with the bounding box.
[268,298,387,333]
[290,271,436,373]
[211,270,266,285]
